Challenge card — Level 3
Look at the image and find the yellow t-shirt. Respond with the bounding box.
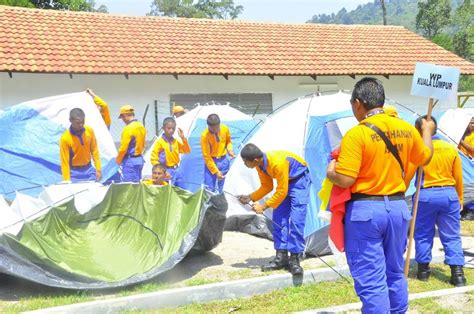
[59,125,101,181]
[142,179,168,186]
[150,135,191,167]
[335,113,431,195]
[409,138,463,203]
[200,124,233,174]
[459,132,474,158]
[251,151,308,209]
[116,120,146,165]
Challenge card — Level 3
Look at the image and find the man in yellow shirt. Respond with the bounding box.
[143,164,168,186]
[458,117,474,158]
[86,88,111,129]
[59,108,101,182]
[238,144,310,276]
[150,117,191,188]
[117,105,146,182]
[200,114,235,193]
[407,116,466,287]
[326,77,435,313]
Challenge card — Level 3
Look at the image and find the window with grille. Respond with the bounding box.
[169,93,273,116]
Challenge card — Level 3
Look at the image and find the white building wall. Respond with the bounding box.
[0,72,458,142]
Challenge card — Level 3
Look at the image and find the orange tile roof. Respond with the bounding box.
[0,5,473,76]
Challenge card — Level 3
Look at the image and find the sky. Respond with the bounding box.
[95,0,371,23]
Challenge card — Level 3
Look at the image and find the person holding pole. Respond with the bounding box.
[238,143,310,276]
[406,116,466,286]
[326,77,434,313]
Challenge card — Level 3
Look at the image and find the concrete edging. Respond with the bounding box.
[26,265,351,313]
[299,285,474,313]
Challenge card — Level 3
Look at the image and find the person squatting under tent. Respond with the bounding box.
[116,105,147,182]
[326,77,435,313]
[238,143,310,276]
[150,117,191,188]
[201,114,235,193]
[59,108,101,182]
[406,115,466,287]
[143,164,168,186]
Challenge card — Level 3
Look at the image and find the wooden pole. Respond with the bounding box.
[404,97,434,277]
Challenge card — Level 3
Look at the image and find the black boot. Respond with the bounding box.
[416,263,431,281]
[449,265,467,287]
[288,253,304,276]
[261,250,289,272]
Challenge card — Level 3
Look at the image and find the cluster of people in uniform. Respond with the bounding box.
[59,78,468,313]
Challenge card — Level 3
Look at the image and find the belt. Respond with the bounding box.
[166,165,178,169]
[290,169,309,181]
[212,155,227,160]
[126,154,142,158]
[421,185,455,189]
[71,162,91,170]
[351,192,405,201]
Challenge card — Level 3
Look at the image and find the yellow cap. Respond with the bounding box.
[172,105,185,114]
[118,105,134,118]
[383,104,399,118]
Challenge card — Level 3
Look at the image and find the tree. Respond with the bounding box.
[451,0,473,61]
[416,0,451,39]
[0,0,33,6]
[0,0,108,12]
[149,0,243,19]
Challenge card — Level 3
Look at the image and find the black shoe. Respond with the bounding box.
[417,263,431,281]
[461,210,474,221]
[449,265,467,287]
[261,250,288,272]
[288,253,304,276]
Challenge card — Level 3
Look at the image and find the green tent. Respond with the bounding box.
[0,183,227,289]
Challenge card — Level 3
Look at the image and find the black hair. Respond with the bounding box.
[152,164,167,172]
[162,117,176,127]
[351,77,385,110]
[207,114,220,126]
[415,115,437,135]
[69,108,85,120]
[240,143,263,161]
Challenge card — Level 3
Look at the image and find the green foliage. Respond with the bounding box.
[308,0,419,31]
[416,0,452,38]
[432,33,454,51]
[0,0,33,7]
[148,0,243,19]
[0,0,107,12]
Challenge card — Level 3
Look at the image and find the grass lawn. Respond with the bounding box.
[1,264,472,313]
[461,219,474,236]
[153,264,474,313]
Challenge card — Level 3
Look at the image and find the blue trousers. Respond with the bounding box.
[272,172,309,254]
[167,167,185,189]
[122,156,144,183]
[345,198,411,314]
[204,156,230,193]
[70,164,96,182]
[415,187,464,266]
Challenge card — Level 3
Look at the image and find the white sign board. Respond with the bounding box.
[411,62,460,101]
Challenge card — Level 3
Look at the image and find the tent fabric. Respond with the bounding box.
[143,104,260,192]
[0,183,226,289]
[0,92,118,199]
[223,92,357,256]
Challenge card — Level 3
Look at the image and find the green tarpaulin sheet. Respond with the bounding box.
[0,183,227,289]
